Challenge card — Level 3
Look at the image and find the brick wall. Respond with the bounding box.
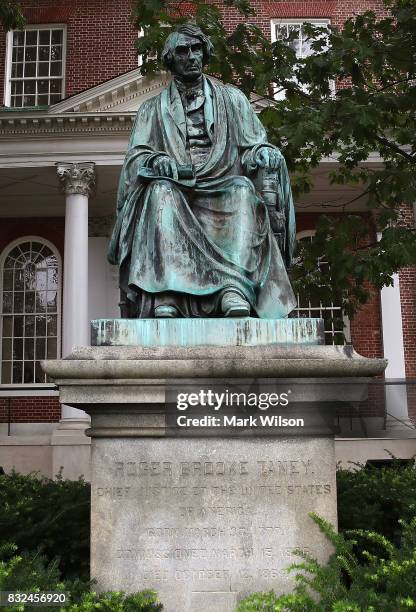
[0,218,64,257]
[1,0,389,106]
[0,396,60,422]
[0,0,138,105]
[398,205,416,379]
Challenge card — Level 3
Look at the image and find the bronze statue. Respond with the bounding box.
[108,23,296,319]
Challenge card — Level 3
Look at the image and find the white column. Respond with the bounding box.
[56,162,96,429]
[380,269,409,432]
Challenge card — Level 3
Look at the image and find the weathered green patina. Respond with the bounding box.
[108,23,297,320]
[91,318,324,348]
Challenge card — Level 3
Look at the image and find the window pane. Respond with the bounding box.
[36,292,47,313]
[47,268,58,289]
[25,315,35,337]
[14,269,24,290]
[36,269,47,290]
[2,361,12,384]
[50,80,61,95]
[24,338,35,360]
[13,339,23,360]
[25,291,35,313]
[24,47,37,62]
[287,25,301,55]
[36,316,46,336]
[24,62,36,77]
[13,31,24,46]
[39,30,51,45]
[24,81,36,95]
[37,79,49,95]
[38,94,49,106]
[12,361,23,384]
[51,30,63,45]
[24,362,34,383]
[49,94,61,104]
[47,291,57,312]
[35,337,46,359]
[2,338,12,360]
[50,61,62,76]
[23,95,36,106]
[14,292,24,313]
[47,315,57,336]
[25,265,37,290]
[12,46,24,62]
[13,316,23,337]
[51,45,62,61]
[25,30,37,46]
[3,292,13,313]
[38,45,50,61]
[11,95,23,107]
[3,270,13,291]
[47,337,57,359]
[12,63,23,78]
[3,316,13,337]
[11,80,23,95]
[35,361,45,383]
[38,62,49,77]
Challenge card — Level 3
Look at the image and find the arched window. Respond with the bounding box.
[291,230,350,345]
[0,238,61,384]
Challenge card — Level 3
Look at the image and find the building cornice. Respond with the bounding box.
[0,112,135,136]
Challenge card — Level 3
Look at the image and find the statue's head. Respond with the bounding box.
[162,23,213,81]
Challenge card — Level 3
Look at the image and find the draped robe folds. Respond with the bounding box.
[108,76,297,319]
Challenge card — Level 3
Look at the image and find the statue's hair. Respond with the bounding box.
[161,23,213,70]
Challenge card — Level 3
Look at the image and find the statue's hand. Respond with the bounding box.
[152,155,179,180]
[254,147,283,171]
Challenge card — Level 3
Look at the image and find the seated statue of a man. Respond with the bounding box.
[108,23,297,319]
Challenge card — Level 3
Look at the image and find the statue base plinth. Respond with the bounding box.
[42,320,386,611]
[91,317,324,348]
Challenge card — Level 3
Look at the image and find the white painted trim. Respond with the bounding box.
[296,229,316,240]
[49,69,169,114]
[380,273,406,378]
[4,31,13,106]
[0,236,63,384]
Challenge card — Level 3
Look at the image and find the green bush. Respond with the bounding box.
[0,471,90,580]
[337,459,416,546]
[0,544,162,611]
[235,514,416,611]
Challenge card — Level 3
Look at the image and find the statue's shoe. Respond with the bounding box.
[221,291,250,317]
[154,305,179,318]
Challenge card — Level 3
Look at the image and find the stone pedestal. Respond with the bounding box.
[42,320,386,612]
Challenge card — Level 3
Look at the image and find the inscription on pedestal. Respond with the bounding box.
[91,438,336,612]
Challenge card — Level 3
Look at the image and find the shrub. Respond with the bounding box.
[235,514,416,611]
[337,459,416,546]
[0,471,90,580]
[0,544,162,611]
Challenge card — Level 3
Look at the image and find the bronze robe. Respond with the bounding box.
[108,76,296,318]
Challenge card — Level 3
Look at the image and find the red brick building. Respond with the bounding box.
[0,0,415,478]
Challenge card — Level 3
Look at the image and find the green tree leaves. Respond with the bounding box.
[0,0,25,31]
[133,0,416,319]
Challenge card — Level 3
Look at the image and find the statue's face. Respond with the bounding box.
[171,34,204,81]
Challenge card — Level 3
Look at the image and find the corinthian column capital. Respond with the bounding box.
[56,162,96,197]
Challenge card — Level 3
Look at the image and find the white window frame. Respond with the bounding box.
[0,237,62,386]
[270,18,331,100]
[293,230,351,345]
[4,23,67,108]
